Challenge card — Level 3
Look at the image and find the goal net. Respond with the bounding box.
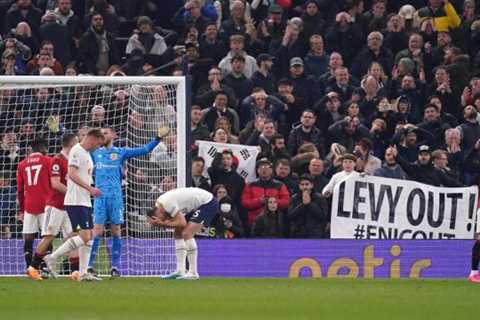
[0,76,187,276]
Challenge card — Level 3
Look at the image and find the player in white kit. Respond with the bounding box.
[147,187,219,280]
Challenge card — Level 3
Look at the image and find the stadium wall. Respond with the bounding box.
[0,240,470,278]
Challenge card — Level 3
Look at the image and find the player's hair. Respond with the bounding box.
[30,138,48,153]
[86,128,104,139]
[62,133,77,147]
[102,125,116,133]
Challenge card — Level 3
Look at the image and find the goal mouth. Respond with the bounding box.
[0,76,187,276]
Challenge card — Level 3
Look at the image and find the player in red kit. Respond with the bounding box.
[27,134,78,280]
[16,139,51,269]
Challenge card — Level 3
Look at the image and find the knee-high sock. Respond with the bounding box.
[88,237,100,269]
[24,239,34,268]
[111,236,122,270]
[79,240,93,275]
[185,239,198,275]
[50,236,84,263]
[472,241,480,272]
[175,239,186,274]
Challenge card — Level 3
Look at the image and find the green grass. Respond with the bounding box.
[0,278,476,320]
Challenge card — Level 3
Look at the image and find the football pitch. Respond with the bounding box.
[0,278,475,320]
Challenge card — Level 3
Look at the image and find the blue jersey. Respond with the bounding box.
[92,139,159,193]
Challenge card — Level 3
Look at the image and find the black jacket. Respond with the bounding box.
[78,28,120,74]
[287,192,329,238]
[208,152,245,204]
[288,125,325,157]
[396,156,463,187]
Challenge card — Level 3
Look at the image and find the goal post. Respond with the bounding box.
[0,75,188,276]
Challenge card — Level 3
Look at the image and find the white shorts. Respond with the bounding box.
[23,212,45,234]
[476,209,480,235]
[42,206,73,238]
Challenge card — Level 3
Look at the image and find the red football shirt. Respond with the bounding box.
[16,152,52,215]
[46,153,68,210]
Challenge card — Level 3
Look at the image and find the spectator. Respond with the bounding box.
[374,146,408,179]
[1,37,32,71]
[78,12,120,75]
[126,16,169,68]
[383,13,409,57]
[291,142,321,176]
[303,34,328,78]
[172,0,216,35]
[362,0,388,33]
[0,131,20,181]
[391,124,435,162]
[202,91,239,134]
[351,31,393,80]
[214,116,240,144]
[270,22,306,78]
[14,22,39,56]
[84,0,119,36]
[219,34,258,78]
[288,109,324,157]
[250,53,276,94]
[417,0,461,33]
[240,88,283,127]
[318,52,344,89]
[207,149,245,212]
[39,10,72,68]
[5,0,43,37]
[325,11,363,66]
[195,66,237,109]
[457,105,480,149]
[442,128,464,181]
[0,49,25,75]
[27,41,64,75]
[219,0,246,41]
[354,138,382,175]
[251,196,286,238]
[394,33,424,73]
[307,158,329,194]
[322,153,359,197]
[328,115,372,152]
[301,1,325,41]
[325,66,356,103]
[214,195,244,239]
[287,174,329,238]
[241,158,290,228]
[274,158,298,196]
[191,156,211,191]
[223,54,253,105]
[199,22,228,64]
[394,144,463,187]
[417,103,451,150]
[55,0,83,51]
[191,105,210,144]
[245,118,276,152]
[432,149,458,181]
[286,57,315,108]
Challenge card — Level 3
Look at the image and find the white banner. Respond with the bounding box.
[196,141,261,183]
[331,175,478,239]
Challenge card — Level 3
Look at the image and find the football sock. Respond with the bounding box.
[31,253,45,269]
[111,236,122,270]
[185,239,198,275]
[50,236,84,260]
[471,240,480,273]
[79,240,93,275]
[88,237,100,269]
[175,239,186,274]
[24,239,34,268]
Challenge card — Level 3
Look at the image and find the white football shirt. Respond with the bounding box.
[64,143,93,207]
[155,188,213,217]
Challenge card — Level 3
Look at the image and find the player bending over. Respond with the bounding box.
[87,125,170,277]
[147,187,218,280]
[27,134,79,280]
[43,128,104,281]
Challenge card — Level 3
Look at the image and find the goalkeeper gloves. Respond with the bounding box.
[156,126,171,140]
[46,115,60,133]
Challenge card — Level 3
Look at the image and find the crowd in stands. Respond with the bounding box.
[1,0,480,239]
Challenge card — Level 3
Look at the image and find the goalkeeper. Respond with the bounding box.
[88,125,170,277]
